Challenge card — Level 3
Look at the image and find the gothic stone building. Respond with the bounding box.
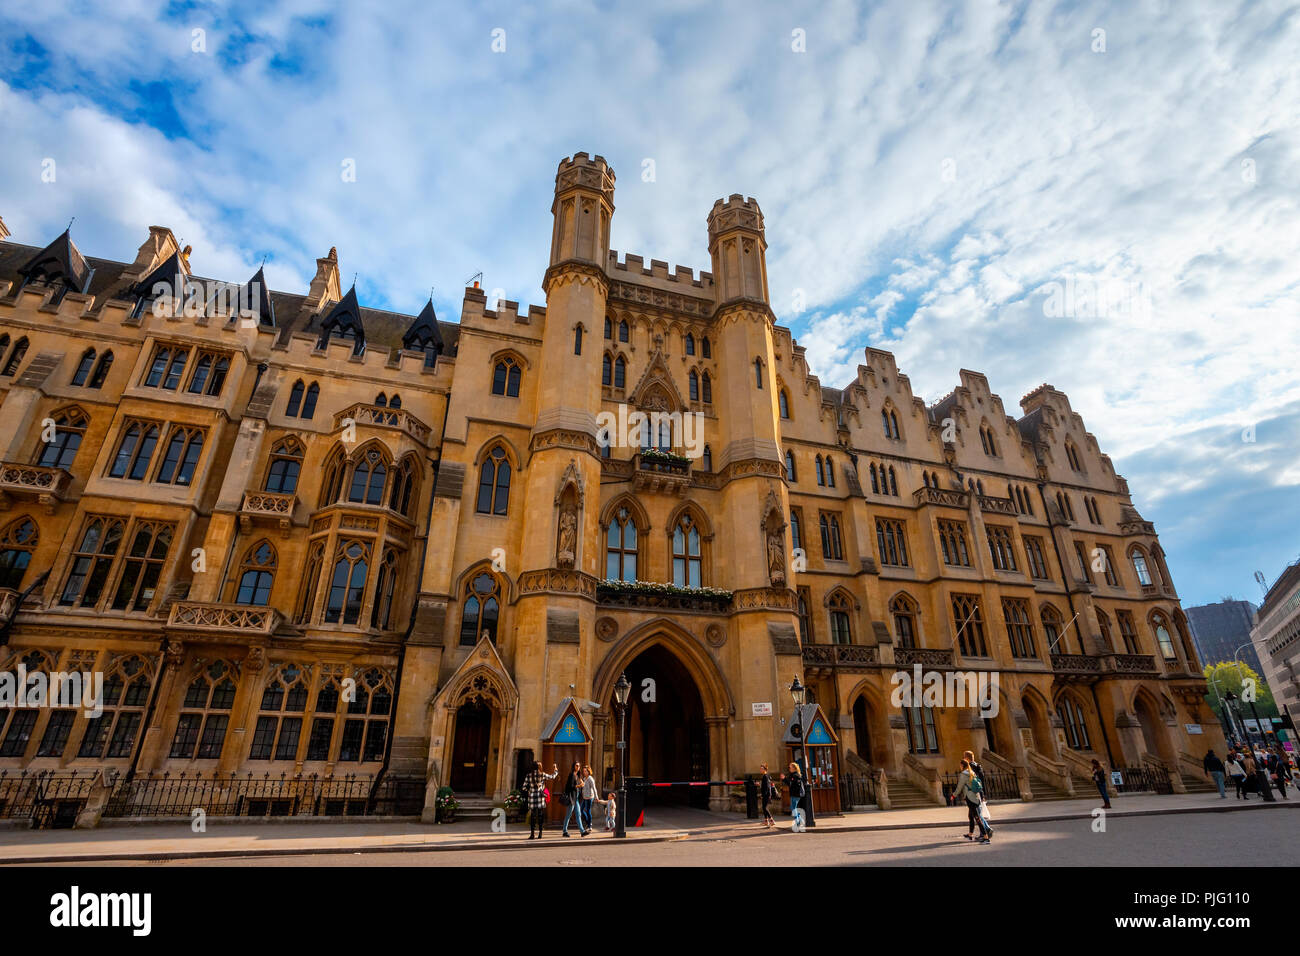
[0,153,1221,820]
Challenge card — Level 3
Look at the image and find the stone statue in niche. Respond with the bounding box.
[556,506,577,569]
[767,524,786,586]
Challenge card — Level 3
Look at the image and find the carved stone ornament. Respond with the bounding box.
[596,617,619,642]
[706,624,726,648]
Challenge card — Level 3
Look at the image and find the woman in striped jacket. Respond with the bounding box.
[523,762,558,839]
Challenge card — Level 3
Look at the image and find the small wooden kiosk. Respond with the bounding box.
[782,703,842,815]
[540,698,591,823]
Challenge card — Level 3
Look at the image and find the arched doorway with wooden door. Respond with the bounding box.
[1133,688,1176,765]
[846,681,893,770]
[450,698,492,793]
[1021,687,1057,759]
[592,619,735,811]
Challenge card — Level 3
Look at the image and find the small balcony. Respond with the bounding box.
[239,490,298,536]
[632,451,691,496]
[802,644,880,673]
[1106,653,1159,676]
[168,602,282,636]
[595,580,731,613]
[977,494,1018,517]
[1051,653,1103,676]
[894,646,955,669]
[334,403,432,445]
[912,487,969,509]
[0,462,71,514]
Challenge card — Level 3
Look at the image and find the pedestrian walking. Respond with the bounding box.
[1241,751,1259,799]
[522,761,558,840]
[1270,748,1291,799]
[963,750,986,788]
[782,762,806,826]
[579,765,600,831]
[757,763,777,828]
[1225,752,1247,799]
[1253,750,1276,802]
[1091,758,1112,809]
[952,757,992,843]
[1203,750,1226,798]
[560,760,590,837]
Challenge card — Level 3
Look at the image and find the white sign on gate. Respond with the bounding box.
[752,702,773,717]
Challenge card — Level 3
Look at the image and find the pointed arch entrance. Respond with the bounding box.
[593,620,734,810]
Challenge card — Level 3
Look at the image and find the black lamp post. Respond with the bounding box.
[1225,691,1250,746]
[788,676,816,828]
[614,672,631,839]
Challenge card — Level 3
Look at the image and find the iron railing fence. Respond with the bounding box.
[0,770,97,827]
[839,772,878,808]
[941,769,1021,803]
[1108,766,1174,795]
[101,772,425,819]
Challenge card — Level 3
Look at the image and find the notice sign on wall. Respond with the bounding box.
[752,702,773,717]
[1185,723,1203,734]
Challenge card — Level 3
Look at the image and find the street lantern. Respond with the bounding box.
[788,675,815,828]
[614,672,631,839]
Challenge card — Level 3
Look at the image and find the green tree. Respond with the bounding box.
[1202,661,1279,728]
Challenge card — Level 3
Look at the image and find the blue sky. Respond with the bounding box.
[2,0,1298,607]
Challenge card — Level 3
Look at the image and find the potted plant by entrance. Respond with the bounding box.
[503,789,526,823]
[435,786,459,824]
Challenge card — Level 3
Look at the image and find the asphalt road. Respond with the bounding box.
[58,806,1299,867]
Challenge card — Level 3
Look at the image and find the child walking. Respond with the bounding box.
[595,791,617,831]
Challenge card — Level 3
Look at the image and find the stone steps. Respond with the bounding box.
[886,777,939,808]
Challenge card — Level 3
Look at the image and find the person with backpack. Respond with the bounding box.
[1203,750,1226,798]
[522,761,558,840]
[757,763,777,828]
[782,762,806,827]
[957,750,987,839]
[952,757,992,843]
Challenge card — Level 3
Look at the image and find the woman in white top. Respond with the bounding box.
[579,766,601,833]
[1224,754,1247,799]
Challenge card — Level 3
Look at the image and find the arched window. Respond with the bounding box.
[235,541,276,605]
[75,655,150,759]
[976,479,984,495]
[1042,605,1066,654]
[614,356,626,389]
[389,394,401,410]
[1058,697,1091,750]
[672,512,703,587]
[89,350,114,388]
[2,336,29,376]
[154,426,204,485]
[870,463,879,494]
[460,571,501,645]
[109,421,160,480]
[1065,442,1082,471]
[389,456,418,516]
[71,348,97,387]
[59,517,124,607]
[324,540,370,625]
[170,661,237,759]
[605,506,638,582]
[604,316,612,339]
[476,446,511,515]
[701,445,712,471]
[37,408,87,470]
[574,325,583,355]
[320,447,348,506]
[980,424,997,456]
[790,510,802,553]
[701,372,712,404]
[1130,548,1152,586]
[815,455,825,486]
[1152,612,1176,659]
[618,319,629,343]
[888,466,899,496]
[701,337,712,359]
[0,517,37,589]
[286,380,304,417]
[689,370,699,402]
[111,522,172,611]
[187,353,229,396]
[779,389,790,419]
[265,438,303,494]
[828,592,853,645]
[302,382,319,419]
[338,668,392,762]
[785,450,797,482]
[492,358,521,397]
[296,542,325,623]
[348,448,388,505]
[375,393,388,407]
[249,663,309,761]
[1096,610,1114,650]
[372,548,400,629]
[602,354,612,386]
[685,333,695,355]
[754,358,764,388]
[891,594,918,648]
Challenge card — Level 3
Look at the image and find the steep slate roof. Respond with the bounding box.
[0,233,462,358]
[402,298,444,352]
[18,229,92,292]
[132,250,187,298]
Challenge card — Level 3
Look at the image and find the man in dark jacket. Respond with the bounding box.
[1203,750,1226,798]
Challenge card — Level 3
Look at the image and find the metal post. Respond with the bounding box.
[800,731,817,828]
[615,704,627,838]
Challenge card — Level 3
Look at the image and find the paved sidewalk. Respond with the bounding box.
[0,790,1293,864]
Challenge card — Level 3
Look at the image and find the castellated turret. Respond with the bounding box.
[550,152,616,267]
[707,194,769,305]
